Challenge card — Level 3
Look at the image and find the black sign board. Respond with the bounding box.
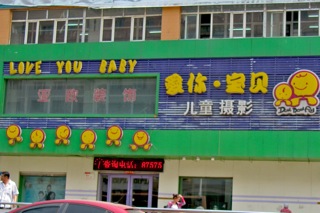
[93,157,164,172]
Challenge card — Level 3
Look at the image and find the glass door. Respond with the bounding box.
[108,176,128,204]
[101,174,156,207]
[130,176,152,207]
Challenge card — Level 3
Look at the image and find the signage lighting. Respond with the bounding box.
[93,157,164,172]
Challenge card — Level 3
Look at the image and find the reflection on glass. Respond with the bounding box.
[301,10,319,36]
[11,22,25,44]
[133,18,143,40]
[56,21,66,43]
[67,19,83,43]
[102,19,112,41]
[132,178,149,207]
[115,17,131,41]
[85,19,101,42]
[27,22,37,44]
[38,21,54,43]
[233,14,244,37]
[181,177,233,210]
[145,16,161,40]
[111,178,128,204]
[181,15,197,39]
[266,12,284,37]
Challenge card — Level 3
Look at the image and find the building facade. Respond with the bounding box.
[0,1,320,213]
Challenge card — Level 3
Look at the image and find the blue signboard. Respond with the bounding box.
[3,56,320,130]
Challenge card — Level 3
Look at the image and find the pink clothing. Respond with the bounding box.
[167,196,186,209]
[280,207,292,213]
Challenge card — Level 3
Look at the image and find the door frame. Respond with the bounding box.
[99,173,156,207]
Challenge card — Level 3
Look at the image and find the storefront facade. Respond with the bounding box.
[0,2,320,213]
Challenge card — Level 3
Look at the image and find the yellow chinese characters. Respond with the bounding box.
[188,73,207,94]
[165,73,184,96]
[226,73,245,94]
[249,72,268,94]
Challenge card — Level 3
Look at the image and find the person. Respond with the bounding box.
[46,191,56,200]
[38,191,45,201]
[0,171,19,209]
[167,194,186,209]
[45,184,53,200]
[280,204,292,213]
[24,181,35,202]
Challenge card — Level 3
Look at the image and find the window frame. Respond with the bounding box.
[3,74,160,118]
[180,3,320,39]
[10,8,162,44]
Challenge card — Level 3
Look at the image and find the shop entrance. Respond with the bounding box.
[99,174,159,207]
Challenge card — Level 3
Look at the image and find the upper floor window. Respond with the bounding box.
[181,3,320,39]
[10,8,162,44]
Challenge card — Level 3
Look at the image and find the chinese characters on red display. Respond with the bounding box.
[93,158,164,172]
[37,88,137,103]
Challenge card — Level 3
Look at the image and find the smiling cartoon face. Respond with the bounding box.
[56,125,71,139]
[274,83,293,100]
[289,71,320,96]
[81,129,97,145]
[30,129,46,144]
[107,125,123,140]
[6,124,21,139]
[133,130,149,146]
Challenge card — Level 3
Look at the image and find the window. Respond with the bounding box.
[232,13,244,37]
[246,13,263,37]
[11,8,162,44]
[114,17,131,41]
[85,19,101,42]
[300,10,319,36]
[181,3,320,39]
[5,78,157,116]
[200,14,211,38]
[10,22,25,44]
[133,17,144,40]
[27,22,37,43]
[65,204,108,213]
[102,19,113,41]
[145,16,161,40]
[212,14,229,38]
[266,12,284,37]
[180,177,232,210]
[22,206,60,213]
[67,19,83,42]
[20,175,66,203]
[38,21,54,43]
[181,15,197,39]
[286,11,299,36]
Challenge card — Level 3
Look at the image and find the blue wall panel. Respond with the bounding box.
[3,56,320,130]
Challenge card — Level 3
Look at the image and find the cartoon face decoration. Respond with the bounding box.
[273,70,320,115]
[30,128,46,149]
[55,125,72,145]
[106,125,123,146]
[6,124,23,145]
[289,71,320,97]
[130,130,152,151]
[80,129,97,150]
[273,83,293,106]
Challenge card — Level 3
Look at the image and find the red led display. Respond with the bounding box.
[93,157,164,172]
